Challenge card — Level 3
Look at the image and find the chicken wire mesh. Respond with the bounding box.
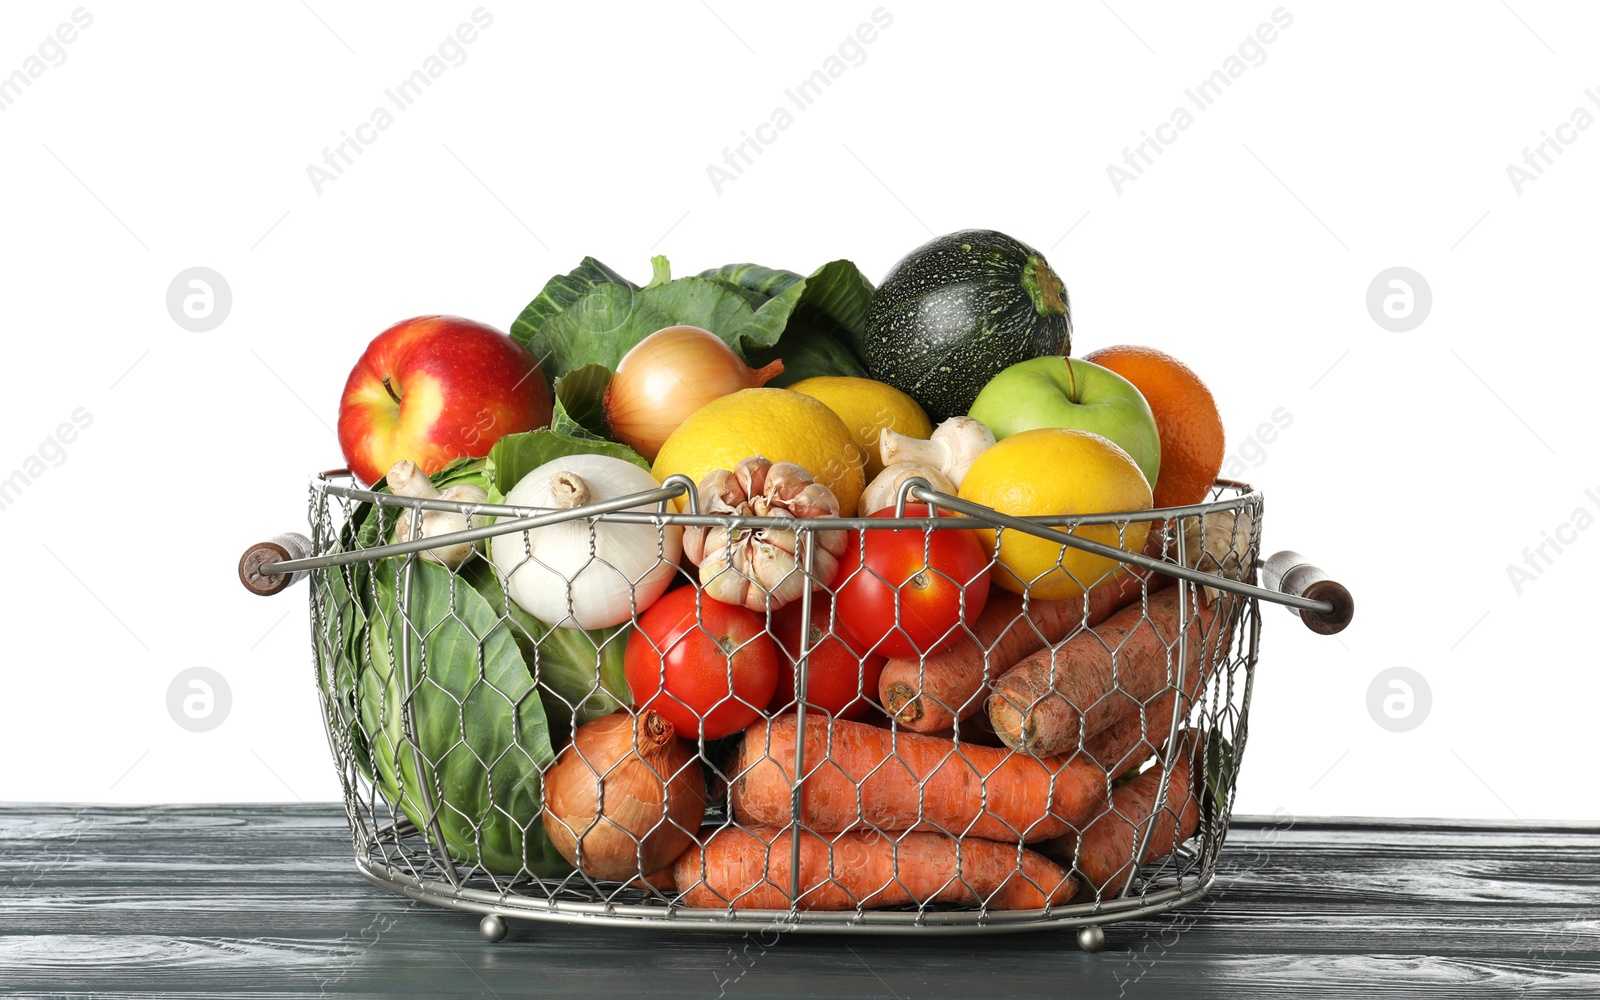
[301,471,1265,934]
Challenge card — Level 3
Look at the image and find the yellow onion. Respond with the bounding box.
[603,325,784,461]
[541,710,706,880]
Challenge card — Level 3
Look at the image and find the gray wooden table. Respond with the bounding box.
[2,806,1596,998]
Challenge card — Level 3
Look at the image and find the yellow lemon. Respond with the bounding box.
[652,388,865,515]
[958,427,1153,599]
[787,376,932,480]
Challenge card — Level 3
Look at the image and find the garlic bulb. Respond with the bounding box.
[680,457,846,612]
[490,454,683,629]
[386,460,489,570]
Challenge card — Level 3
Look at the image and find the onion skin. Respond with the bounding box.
[541,710,706,880]
[604,325,783,462]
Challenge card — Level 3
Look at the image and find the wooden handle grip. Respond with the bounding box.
[1262,550,1354,635]
[238,532,313,596]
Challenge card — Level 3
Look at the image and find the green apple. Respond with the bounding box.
[968,356,1161,487]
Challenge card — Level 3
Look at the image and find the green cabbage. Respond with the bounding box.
[315,437,648,877]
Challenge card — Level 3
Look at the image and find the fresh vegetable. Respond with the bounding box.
[651,387,866,518]
[860,230,1070,422]
[1162,509,1257,603]
[769,592,885,720]
[1038,735,1202,897]
[383,459,488,569]
[833,504,991,659]
[857,462,955,517]
[787,375,932,480]
[482,426,651,500]
[623,586,780,741]
[1080,675,1196,780]
[359,556,566,875]
[879,567,1163,734]
[541,710,706,880]
[674,824,1075,911]
[987,588,1234,756]
[958,427,1153,600]
[679,457,846,612]
[878,416,994,490]
[602,325,785,462]
[510,255,873,385]
[489,453,683,629]
[697,261,875,386]
[730,715,1107,842]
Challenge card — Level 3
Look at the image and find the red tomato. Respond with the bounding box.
[769,593,886,720]
[624,586,779,740]
[833,504,991,659]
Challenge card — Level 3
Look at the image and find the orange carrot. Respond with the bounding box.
[730,715,1107,842]
[987,588,1234,756]
[880,568,1164,734]
[1079,659,1207,778]
[674,824,1075,911]
[1038,737,1201,897]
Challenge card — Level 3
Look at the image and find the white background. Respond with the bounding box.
[1,1,1594,822]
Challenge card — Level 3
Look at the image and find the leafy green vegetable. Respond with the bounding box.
[701,259,876,357]
[325,450,657,876]
[742,328,865,386]
[316,557,371,778]
[549,365,613,441]
[362,557,567,876]
[483,428,650,502]
[475,574,632,746]
[511,256,639,364]
[700,261,873,385]
[1201,733,1235,815]
[508,255,876,385]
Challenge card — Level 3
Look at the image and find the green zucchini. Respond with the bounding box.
[860,230,1071,422]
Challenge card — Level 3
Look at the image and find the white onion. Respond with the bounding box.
[489,454,683,629]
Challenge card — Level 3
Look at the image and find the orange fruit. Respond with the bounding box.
[1082,345,1224,508]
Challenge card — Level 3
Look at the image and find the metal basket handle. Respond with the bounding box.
[1261,550,1355,634]
[901,482,1354,635]
[238,473,1354,634]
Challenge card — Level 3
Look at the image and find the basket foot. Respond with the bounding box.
[1077,925,1105,953]
[479,914,508,943]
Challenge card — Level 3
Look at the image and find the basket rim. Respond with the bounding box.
[309,467,1261,530]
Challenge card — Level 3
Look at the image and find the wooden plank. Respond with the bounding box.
[1,806,1598,998]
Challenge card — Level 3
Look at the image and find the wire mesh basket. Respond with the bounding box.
[241,469,1351,947]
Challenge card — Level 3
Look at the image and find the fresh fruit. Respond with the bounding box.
[1082,345,1225,508]
[787,376,932,480]
[623,586,779,741]
[769,593,886,720]
[338,316,552,485]
[651,388,865,517]
[958,428,1153,599]
[967,357,1161,488]
[833,504,992,659]
[860,230,1071,422]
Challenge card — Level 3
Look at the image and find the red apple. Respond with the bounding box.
[337,316,552,485]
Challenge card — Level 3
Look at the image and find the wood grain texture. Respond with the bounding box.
[2,806,1597,998]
